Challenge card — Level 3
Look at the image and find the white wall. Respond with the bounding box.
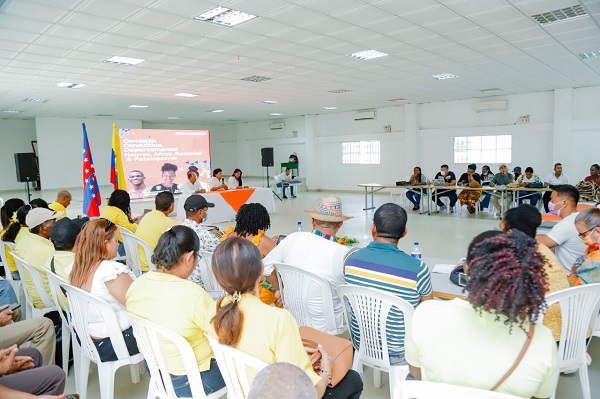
[0,119,37,191]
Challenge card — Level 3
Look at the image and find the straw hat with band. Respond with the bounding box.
[305,195,352,222]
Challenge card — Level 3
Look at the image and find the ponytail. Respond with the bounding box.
[2,205,31,243]
[212,291,244,346]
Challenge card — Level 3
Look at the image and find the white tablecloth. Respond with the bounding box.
[176,187,276,223]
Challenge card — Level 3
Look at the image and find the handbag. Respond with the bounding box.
[527,182,543,188]
[491,323,535,391]
[299,326,353,387]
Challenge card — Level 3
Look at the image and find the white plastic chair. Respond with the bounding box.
[337,284,414,398]
[205,334,267,399]
[1,240,21,295]
[118,227,155,276]
[394,380,523,399]
[128,313,227,399]
[540,284,600,399]
[10,251,57,320]
[196,250,223,294]
[275,263,341,335]
[58,280,144,399]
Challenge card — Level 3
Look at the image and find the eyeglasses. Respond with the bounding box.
[578,226,597,238]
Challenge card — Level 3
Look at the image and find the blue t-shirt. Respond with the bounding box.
[434,171,456,184]
[344,241,432,358]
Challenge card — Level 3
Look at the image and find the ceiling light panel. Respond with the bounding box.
[348,49,389,60]
[104,56,145,65]
[23,98,48,103]
[209,109,224,113]
[194,7,257,27]
[168,116,182,119]
[259,100,277,104]
[56,82,85,88]
[241,75,272,82]
[388,98,407,102]
[431,73,459,80]
[174,92,199,97]
[2,110,22,113]
[579,51,599,60]
[321,106,337,110]
[129,105,148,108]
[531,5,587,25]
[269,113,283,116]
[329,89,353,94]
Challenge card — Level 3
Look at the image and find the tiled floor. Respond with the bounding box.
[2,181,599,398]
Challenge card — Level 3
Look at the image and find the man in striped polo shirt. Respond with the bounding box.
[344,203,433,365]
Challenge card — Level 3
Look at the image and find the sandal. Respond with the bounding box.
[412,206,420,211]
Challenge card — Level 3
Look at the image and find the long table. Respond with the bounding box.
[176,187,276,224]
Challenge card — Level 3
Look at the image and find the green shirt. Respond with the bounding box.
[491,173,514,186]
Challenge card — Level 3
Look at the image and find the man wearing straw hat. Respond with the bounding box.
[263,195,353,335]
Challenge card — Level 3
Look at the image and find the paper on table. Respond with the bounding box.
[432,264,456,274]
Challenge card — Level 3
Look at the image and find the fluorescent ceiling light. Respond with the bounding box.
[56,82,85,89]
[209,109,224,113]
[194,6,257,27]
[348,49,389,60]
[480,88,500,93]
[321,106,337,110]
[532,5,587,25]
[104,56,145,66]
[241,75,272,82]
[431,73,458,80]
[94,114,113,117]
[2,110,21,113]
[579,51,599,60]
[174,93,199,97]
[269,113,283,116]
[23,98,48,103]
[259,100,277,105]
[328,89,353,94]
[387,98,407,102]
[168,116,182,120]
[129,105,148,108]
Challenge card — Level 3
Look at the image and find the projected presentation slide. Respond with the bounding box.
[118,128,211,199]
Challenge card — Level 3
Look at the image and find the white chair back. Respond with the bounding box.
[1,240,20,293]
[128,313,226,399]
[275,263,339,335]
[10,251,56,319]
[119,227,155,276]
[395,381,524,399]
[205,334,267,399]
[540,284,600,399]
[58,280,144,399]
[196,250,223,294]
[337,284,413,396]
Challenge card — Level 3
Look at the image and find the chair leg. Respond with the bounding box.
[61,328,71,375]
[579,363,591,399]
[389,365,410,399]
[78,353,91,399]
[373,368,382,388]
[72,337,82,394]
[130,363,141,384]
[98,365,117,399]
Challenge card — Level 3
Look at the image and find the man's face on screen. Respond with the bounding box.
[162,171,176,186]
[129,172,145,186]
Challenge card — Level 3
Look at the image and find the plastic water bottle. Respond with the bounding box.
[297,222,303,232]
[411,242,422,260]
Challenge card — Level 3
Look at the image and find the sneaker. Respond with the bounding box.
[450,206,455,213]
[291,195,297,198]
[439,205,447,213]
[282,196,288,199]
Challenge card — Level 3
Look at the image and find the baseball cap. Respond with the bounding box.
[26,208,59,229]
[184,195,215,212]
[513,166,522,172]
[499,164,507,169]
[50,218,84,250]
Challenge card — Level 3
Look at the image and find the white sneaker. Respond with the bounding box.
[450,206,455,213]
[439,205,447,213]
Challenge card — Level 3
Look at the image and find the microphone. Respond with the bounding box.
[222,178,225,184]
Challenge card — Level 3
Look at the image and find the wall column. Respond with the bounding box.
[304,115,317,190]
[552,88,573,168]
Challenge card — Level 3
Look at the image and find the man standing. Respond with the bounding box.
[490,164,514,217]
[344,203,433,365]
[431,164,457,212]
[263,195,353,334]
[275,168,296,199]
[135,191,176,272]
[48,191,71,220]
[128,170,149,199]
[543,163,569,212]
[537,185,586,272]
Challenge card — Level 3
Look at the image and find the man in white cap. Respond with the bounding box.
[263,195,353,335]
[15,207,58,309]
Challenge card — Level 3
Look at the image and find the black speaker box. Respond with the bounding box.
[14,153,38,182]
[261,147,274,167]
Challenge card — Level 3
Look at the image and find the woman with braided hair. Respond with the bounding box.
[405,230,559,399]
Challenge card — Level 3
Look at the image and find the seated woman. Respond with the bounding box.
[100,190,138,255]
[220,203,278,304]
[1,201,28,280]
[126,225,225,397]
[568,207,600,286]
[584,164,600,187]
[457,163,482,214]
[406,167,427,211]
[405,230,558,399]
[479,165,494,210]
[208,169,228,191]
[228,169,248,190]
[68,219,139,362]
[205,237,363,399]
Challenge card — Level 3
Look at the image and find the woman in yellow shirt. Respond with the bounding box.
[100,190,138,256]
[205,237,363,399]
[1,202,30,279]
[126,225,225,397]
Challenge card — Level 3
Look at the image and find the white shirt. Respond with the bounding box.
[263,231,351,335]
[545,173,569,186]
[228,176,240,189]
[65,260,136,337]
[275,172,293,183]
[182,179,202,194]
[547,212,587,272]
[208,176,223,189]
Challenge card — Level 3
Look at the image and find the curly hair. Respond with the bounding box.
[108,189,131,217]
[234,203,270,237]
[466,229,548,333]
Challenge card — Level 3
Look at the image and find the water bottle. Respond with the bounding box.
[297,222,303,232]
[411,242,422,260]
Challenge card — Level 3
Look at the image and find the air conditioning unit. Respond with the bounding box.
[354,110,376,120]
[473,100,508,112]
[269,122,285,130]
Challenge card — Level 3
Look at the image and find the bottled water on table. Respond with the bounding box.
[411,242,422,260]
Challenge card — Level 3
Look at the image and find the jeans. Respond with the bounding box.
[406,189,423,207]
[276,182,295,196]
[171,358,225,397]
[118,242,126,257]
[518,192,541,207]
[91,326,140,362]
[433,190,457,207]
[480,192,492,209]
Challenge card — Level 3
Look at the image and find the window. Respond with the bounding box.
[454,135,511,164]
[342,140,380,164]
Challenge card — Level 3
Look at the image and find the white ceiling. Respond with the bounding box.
[0,0,599,125]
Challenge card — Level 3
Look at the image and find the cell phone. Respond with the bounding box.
[457,273,467,287]
[2,303,20,313]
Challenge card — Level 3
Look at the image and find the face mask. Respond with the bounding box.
[440,170,446,176]
[548,200,564,216]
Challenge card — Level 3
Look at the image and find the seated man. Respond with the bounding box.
[537,184,586,272]
[263,196,353,334]
[48,191,71,220]
[431,164,457,212]
[0,345,65,396]
[489,164,514,216]
[516,167,543,207]
[135,192,176,272]
[46,218,84,281]
[345,203,433,365]
[14,208,58,309]
[275,168,296,199]
[543,163,569,212]
[0,312,56,367]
